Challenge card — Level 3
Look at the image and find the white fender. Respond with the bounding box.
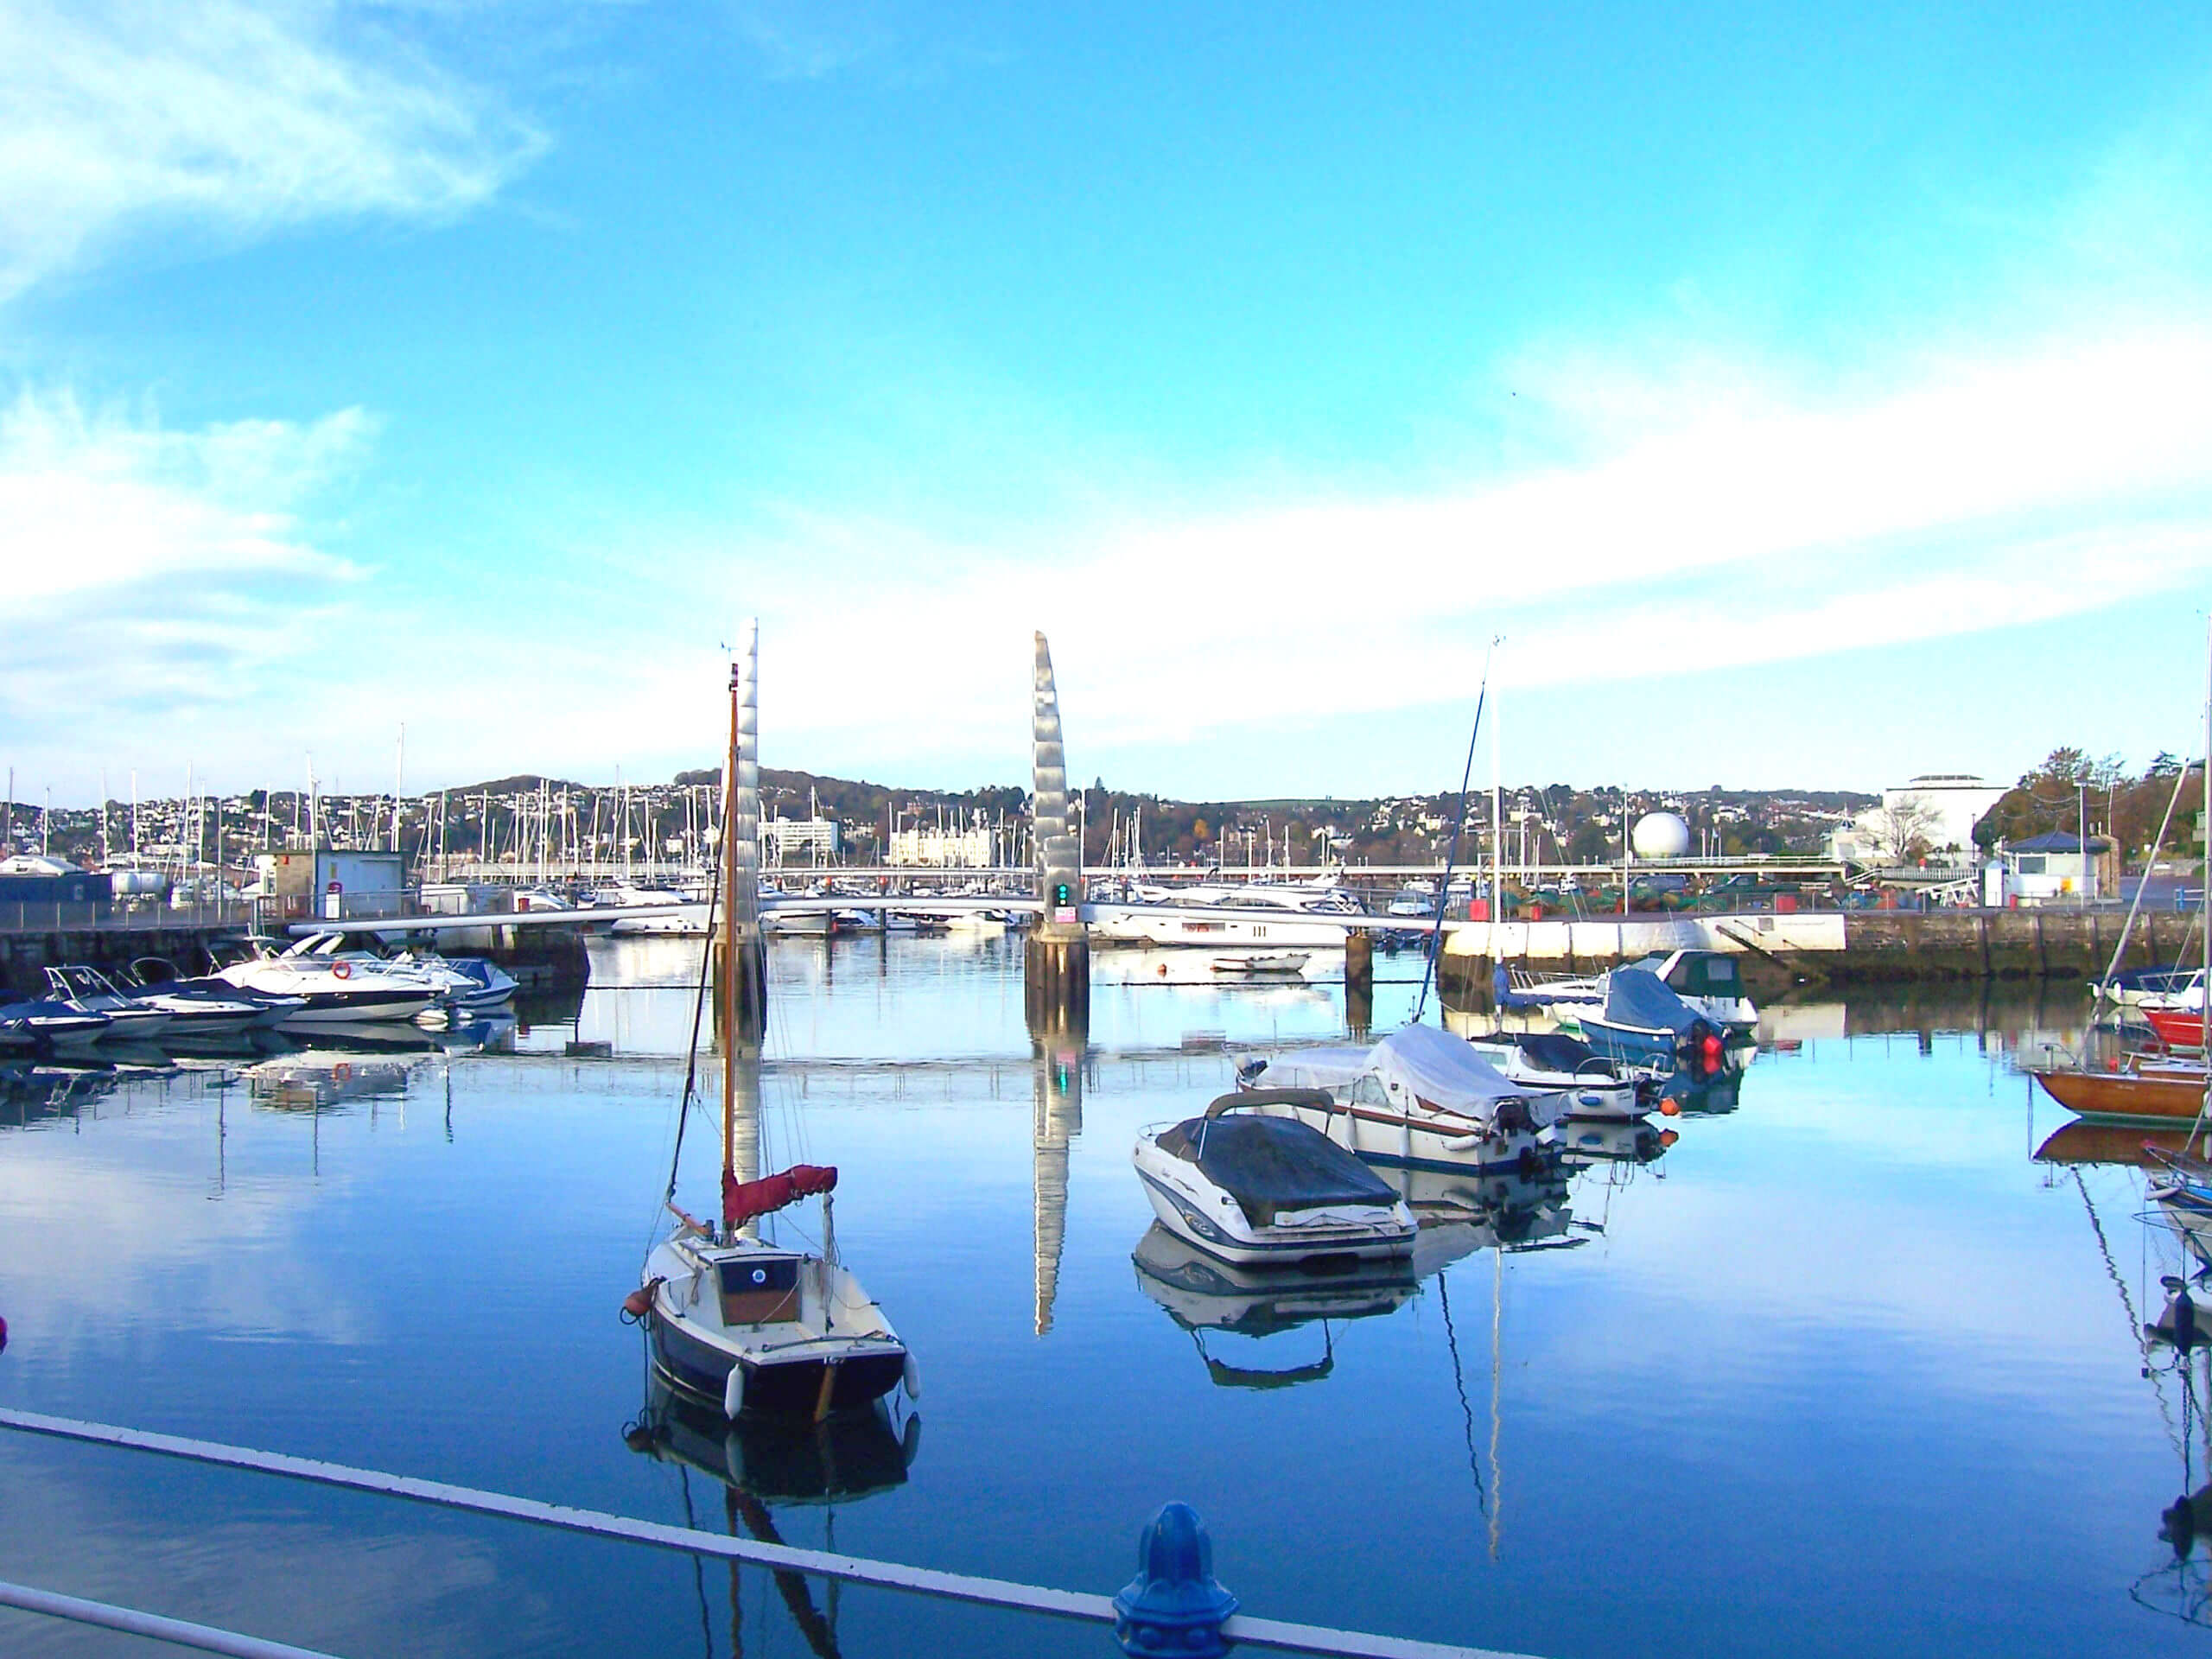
[902,1351,921,1402]
[722,1363,746,1419]
[1442,1132,1487,1153]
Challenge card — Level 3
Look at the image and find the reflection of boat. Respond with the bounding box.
[248,1052,420,1110]
[1130,1222,1415,1389]
[1555,1115,1672,1164]
[2033,1122,2196,1167]
[1238,1025,1566,1173]
[625,1375,917,1659]
[1133,1090,1414,1266]
[626,1373,917,1503]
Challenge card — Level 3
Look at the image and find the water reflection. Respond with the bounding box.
[1032,1038,1082,1334]
[624,1373,919,1659]
[1130,1223,1416,1389]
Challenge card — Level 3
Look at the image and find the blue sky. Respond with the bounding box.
[4,0,2211,805]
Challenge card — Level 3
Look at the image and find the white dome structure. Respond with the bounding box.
[1630,810,1691,861]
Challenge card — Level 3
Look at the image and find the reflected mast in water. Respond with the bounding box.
[1033,1039,1083,1334]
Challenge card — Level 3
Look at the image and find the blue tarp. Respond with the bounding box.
[1598,967,1702,1036]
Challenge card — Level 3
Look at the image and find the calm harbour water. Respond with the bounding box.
[1,934,2205,1657]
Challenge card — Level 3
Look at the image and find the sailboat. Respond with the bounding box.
[631,631,914,1421]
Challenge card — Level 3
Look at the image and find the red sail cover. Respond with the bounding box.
[722,1164,838,1226]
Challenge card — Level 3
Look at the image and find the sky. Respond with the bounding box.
[4,0,2212,807]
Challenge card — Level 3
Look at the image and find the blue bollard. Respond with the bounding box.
[1112,1502,1238,1656]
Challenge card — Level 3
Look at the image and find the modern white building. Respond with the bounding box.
[887,825,995,868]
[762,815,842,866]
[1830,773,2007,863]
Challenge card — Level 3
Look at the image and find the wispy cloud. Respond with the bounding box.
[0,387,372,728]
[0,0,545,300]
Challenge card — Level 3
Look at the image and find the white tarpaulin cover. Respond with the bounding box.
[1261,1025,1545,1123]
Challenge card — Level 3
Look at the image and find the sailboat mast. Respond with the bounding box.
[721,654,742,1224]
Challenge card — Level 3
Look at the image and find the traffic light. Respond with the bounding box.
[1052,880,1073,906]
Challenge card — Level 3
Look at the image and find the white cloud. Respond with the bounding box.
[682,319,2212,764]
[0,386,372,728]
[0,0,545,300]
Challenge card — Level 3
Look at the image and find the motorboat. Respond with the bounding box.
[209,939,444,1026]
[1457,1027,1646,1119]
[1558,969,1735,1081]
[27,973,171,1044]
[1132,1089,1415,1267]
[2098,964,2202,1009]
[1089,880,1367,950]
[2143,1006,2209,1052]
[1208,951,1310,976]
[114,957,305,1027]
[1236,1024,1567,1173]
[0,999,111,1052]
[1518,950,1758,1038]
[44,964,263,1038]
[289,933,518,1010]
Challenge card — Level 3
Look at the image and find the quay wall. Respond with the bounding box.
[1438,906,2184,1005]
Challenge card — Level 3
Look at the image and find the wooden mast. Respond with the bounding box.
[722,655,741,1225]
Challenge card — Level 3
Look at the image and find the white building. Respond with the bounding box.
[1982,832,2115,906]
[888,825,995,868]
[762,815,842,866]
[1830,773,2007,863]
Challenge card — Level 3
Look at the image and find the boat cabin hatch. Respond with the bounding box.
[717,1254,803,1325]
[1640,951,1741,999]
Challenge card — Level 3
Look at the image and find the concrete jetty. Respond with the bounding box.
[1438,904,2181,1006]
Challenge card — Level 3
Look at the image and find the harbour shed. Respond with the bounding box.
[1982,831,2116,906]
[257,849,409,920]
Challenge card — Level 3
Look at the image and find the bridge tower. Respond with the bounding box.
[1025,632,1090,1038]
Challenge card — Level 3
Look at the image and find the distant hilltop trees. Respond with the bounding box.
[1974,748,2202,859]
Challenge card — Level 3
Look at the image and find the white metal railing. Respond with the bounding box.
[0,1408,1531,1659]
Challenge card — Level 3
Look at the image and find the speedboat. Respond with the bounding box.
[113,958,305,1028]
[1090,880,1367,949]
[289,934,518,1011]
[0,1000,112,1052]
[1131,1090,1415,1267]
[44,964,264,1038]
[209,938,443,1026]
[30,970,171,1044]
[637,1168,913,1418]
[1237,1024,1567,1173]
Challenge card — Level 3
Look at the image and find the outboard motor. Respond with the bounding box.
[2149,1274,2203,1351]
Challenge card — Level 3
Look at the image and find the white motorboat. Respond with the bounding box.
[1209,951,1311,976]
[34,969,173,1043]
[1237,1024,1567,1174]
[1090,880,1367,950]
[0,999,111,1052]
[44,965,260,1038]
[210,939,442,1026]
[1132,1089,1415,1267]
[289,934,518,1010]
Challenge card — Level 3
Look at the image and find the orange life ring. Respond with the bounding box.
[334,1062,352,1081]
[332,960,353,980]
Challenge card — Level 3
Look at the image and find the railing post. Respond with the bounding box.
[1112,1503,1237,1658]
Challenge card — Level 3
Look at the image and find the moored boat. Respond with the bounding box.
[2028,1058,2212,1122]
[1132,1089,1415,1268]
